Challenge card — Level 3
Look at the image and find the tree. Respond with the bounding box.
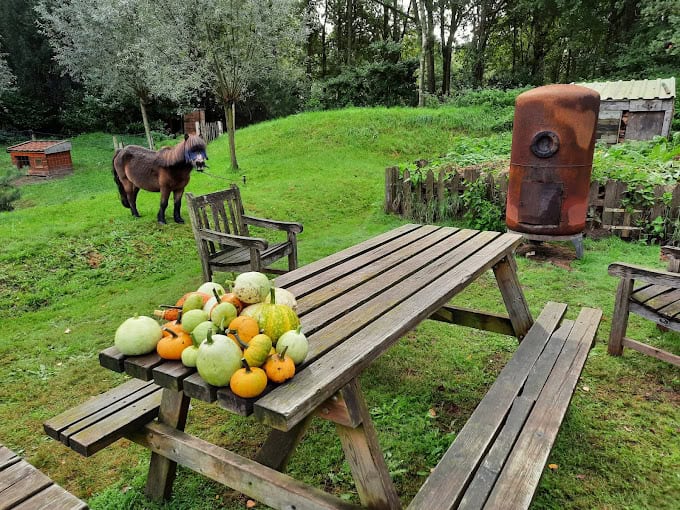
[37,0,197,149]
[0,39,15,98]
[169,0,306,170]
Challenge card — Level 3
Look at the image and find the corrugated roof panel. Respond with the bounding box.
[577,78,675,100]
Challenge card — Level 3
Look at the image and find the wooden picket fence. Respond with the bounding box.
[385,166,680,242]
[195,121,223,144]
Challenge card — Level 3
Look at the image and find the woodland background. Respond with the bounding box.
[0,0,677,142]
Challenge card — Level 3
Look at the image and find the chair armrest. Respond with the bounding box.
[199,228,268,251]
[243,215,303,234]
[608,262,680,288]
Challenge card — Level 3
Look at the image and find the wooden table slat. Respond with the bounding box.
[0,447,19,470]
[124,352,165,381]
[10,483,87,510]
[0,462,53,510]
[274,223,422,288]
[287,224,445,300]
[182,372,217,403]
[152,361,195,391]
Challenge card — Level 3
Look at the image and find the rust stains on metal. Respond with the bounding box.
[506,84,600,236]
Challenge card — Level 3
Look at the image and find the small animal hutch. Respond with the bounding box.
[6,140,73,177]
[578,77,675,144]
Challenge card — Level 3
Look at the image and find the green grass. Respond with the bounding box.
[1,106,678,509]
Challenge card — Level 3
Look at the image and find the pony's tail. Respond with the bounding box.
[112,150,130,208]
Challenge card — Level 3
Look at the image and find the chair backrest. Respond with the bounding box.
[186,184,249,241]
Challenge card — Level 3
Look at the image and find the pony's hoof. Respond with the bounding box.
[174,217,185,224]
[158,218,167,225]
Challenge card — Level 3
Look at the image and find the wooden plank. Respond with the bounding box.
[0,446,19,470]
[428,305,515,336]
[124,353,165,381]
[11,483,87,510]
[128,422,359,510]
[68,390,163,456]
[44,379,155,441]
[297,227,471,336]
[621,338,680,367]
[335,379,400,509]
[643,288,680,311]
[254,415,314,472]
[255,232,528,431]
[152,361,194,391]
[406,302,567,510]
[384,167,399,214]
[0,460,35,494]
[182,372,217,403]
[315,389,363,428]
[425,170,434,204]
[609,263,680,287]
[145,389,191,501]
[631,283,669,303]
[602,180,623,228]
[289,224,445,302]
[437,168,446,212]
[0,462,53,510]
[58,383,162,445]
[98,346,125,372]
[493,255,534,339]
[483,308,601,510]
[274,223,421,289]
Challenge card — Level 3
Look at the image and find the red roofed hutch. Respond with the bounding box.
[6,140,73,177]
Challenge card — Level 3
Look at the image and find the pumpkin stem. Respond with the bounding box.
[212,288,222,302]
[269,286,276,304]
[279,345,289,360]
[160,304,182,309]
[162,327,178,338]
[205,329,214,344]
[229,329,249,350]
[240,358,252,372]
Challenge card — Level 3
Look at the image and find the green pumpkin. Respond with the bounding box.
[243,333,273,367]
[256,288,300,343]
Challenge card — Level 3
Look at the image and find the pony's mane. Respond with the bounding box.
[156,135,207,166]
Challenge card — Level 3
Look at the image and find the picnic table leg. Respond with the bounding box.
[493,255,534,340]
[144,389,190,501]
[254,415,313,472]
[334,379,401,510]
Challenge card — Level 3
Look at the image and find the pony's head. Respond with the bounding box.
[183,134,208,170]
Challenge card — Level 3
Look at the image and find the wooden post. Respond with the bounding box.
[608,277,633,356]
[112,136,118,151]
[195,121,200,136]
[493,255,534,340]
[217,121,223,136]
[402,169,412,219]
[334,379,400,510]
[385,167,399,214]
[144,389,190,501]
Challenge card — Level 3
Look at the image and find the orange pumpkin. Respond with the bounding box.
[157,328,193,360]
[263,346,295,383]
[228,316,260,344]
[153,306,182,322]
[230,359,268,398]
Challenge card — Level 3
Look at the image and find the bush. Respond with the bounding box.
[0,167,21,212]
[446,87,530,108]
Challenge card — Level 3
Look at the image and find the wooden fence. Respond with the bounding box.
[385,166,680,241]
[195,121,223,144]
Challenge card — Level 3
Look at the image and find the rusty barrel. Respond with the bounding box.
[506,84,600,236]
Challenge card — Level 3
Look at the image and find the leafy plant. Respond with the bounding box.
[0,167,21,211]
[461,178,505,231]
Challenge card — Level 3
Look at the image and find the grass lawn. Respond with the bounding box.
[1,106,678,509]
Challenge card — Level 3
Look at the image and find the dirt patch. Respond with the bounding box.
[516,241,577,270]
[85,250,104,268]
[11,175,53,186]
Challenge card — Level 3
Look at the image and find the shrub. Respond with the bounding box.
[0,167,21,211]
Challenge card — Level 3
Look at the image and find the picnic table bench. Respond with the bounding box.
[44,224,601,509]
[0,443,87,509]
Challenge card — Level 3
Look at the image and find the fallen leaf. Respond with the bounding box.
[64,328,71,334]
[623,426,633,432]
[428,408,437,418]
[548,463,559,471]
[246,500,257,509]
[581,385,590,392]
[575,474,586,480]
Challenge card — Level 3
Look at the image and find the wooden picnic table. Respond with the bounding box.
[92,224,538,508]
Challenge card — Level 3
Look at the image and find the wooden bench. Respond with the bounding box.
[0,443,87,509]
[44,379,163,457]
[608,248,680,366]
[408,302,602,510]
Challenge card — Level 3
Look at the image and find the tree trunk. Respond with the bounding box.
[224,103,238,170]
[416,0,427,106]
[139,96,154,150]
[425,0,436,94]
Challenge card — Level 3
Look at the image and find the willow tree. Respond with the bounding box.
[37,0,197,149]
[171,0,305,170]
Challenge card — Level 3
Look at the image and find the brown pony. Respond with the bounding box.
[112,134,207,224]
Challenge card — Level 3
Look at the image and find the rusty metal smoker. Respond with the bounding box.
[505,84,600,258]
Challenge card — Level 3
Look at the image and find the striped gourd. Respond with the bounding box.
[255,288,300,343]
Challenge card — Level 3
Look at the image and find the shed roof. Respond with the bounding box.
[6,140,72,154]
[577,78,675,101]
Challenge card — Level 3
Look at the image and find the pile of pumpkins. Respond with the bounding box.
[113,271,308,398]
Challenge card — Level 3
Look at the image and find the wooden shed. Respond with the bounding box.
[183,109,206,135]
[6,140,73,177]
[578,78,675,144]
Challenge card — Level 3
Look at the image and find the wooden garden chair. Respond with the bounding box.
[186,185,303,282]
[608,246,680,366]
